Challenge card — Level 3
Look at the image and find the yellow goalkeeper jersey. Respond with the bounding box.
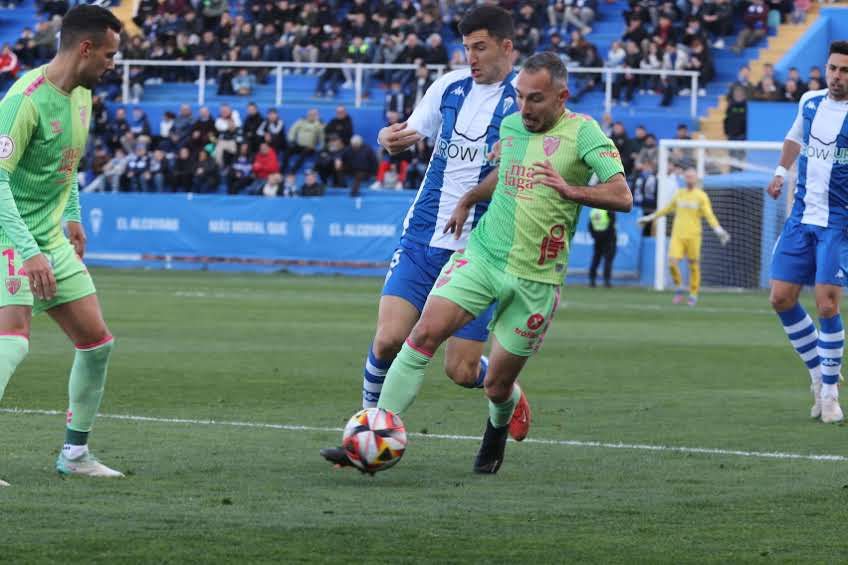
[654,187,719,240]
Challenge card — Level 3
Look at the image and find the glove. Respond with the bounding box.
[714,226,730,246]
[636,213,656,226]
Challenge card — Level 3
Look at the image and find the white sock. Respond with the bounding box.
[821,383,839,400]
[810,366,822,386]
[62,444,88,460]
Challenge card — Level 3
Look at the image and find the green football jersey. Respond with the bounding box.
[467,110,624,285]
[0,66,88,252]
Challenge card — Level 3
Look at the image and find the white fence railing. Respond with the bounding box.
[119,59,702,117]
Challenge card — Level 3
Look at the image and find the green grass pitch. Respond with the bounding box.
[1,269,847,563]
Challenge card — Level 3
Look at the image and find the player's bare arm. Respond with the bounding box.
[66,221,86,259]
[532,162,632,212]
[377,122,423,155]
[444,168,499,239]
[768,139,802,199]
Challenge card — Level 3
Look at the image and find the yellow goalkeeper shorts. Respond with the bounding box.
[668,237,701,261]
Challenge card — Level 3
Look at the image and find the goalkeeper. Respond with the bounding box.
[638,168,729,306]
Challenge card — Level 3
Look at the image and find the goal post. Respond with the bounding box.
[654,139,789,291]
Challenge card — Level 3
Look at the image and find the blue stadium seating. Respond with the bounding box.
[0,0,768,145]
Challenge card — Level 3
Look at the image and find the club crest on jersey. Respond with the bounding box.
[5,278,20,295]
[543,136,560,157]
[51,120,63,135]
[0,135,14,159]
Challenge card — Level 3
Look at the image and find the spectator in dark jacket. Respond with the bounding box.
[300,169,326,197]
[257,108,286,156]
[91,95,108,141]
[732,0,769,53]
[724,86,749,170]
[242,102,263,152]
[703,0,733,47]
[315,135,346,187]
[170,147,195,192]
[342,134,377,197]
[425,33,449,65]
[191,106,217,145]
[609,122,634,175]
[106,107,130,152]
[194,150,221,193]
[325,106,354,145]
[315,36,346,98]
[228,144,254,194]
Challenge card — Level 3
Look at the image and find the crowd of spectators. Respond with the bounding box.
[4,0,828,197]
[728,62,827,103]
[82,100,390,196]
[599,115,664,227]
[591,0,802,107]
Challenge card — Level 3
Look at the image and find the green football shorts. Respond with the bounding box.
[430,248,561,357]
[0,239,96,314]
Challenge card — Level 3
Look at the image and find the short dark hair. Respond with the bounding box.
[522,51,568,86]
[59,4,122,51]
[458,5,514,41]
[830,41,848,57]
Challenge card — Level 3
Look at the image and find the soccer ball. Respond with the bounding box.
[342,408,407,474]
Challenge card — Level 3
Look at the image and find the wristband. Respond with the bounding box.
[774,165,787,178]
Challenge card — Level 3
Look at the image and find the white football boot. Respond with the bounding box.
[56,452,124,478]
[0,478,9,487]
[821,393,844,424]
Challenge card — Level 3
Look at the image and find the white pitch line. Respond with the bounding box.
[2,407,846,463]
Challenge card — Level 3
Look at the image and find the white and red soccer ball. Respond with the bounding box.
[342,408,407,474]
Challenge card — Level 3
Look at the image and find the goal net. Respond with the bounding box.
[653,139,789,291]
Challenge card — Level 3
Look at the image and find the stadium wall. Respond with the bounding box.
[80,193,644,280]
[775,7,848,80]
[747,101,796,141]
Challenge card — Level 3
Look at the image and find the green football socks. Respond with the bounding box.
[66,337,114,441]
[488,384,521,429]
[377,339,432,416]
[0,334,28,400]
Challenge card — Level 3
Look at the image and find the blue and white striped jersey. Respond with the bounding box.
[786,88,848,228]
[402,68,518,250]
